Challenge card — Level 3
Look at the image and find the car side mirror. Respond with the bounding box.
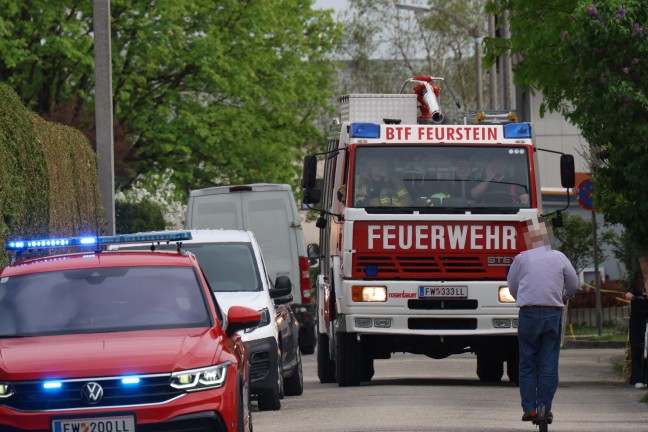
[270,275,292,299]
[225,306,261,338]
[274,293,293,305]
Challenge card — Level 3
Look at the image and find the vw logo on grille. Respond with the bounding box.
[81,382,104,404]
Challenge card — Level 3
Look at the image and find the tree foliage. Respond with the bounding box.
[548,211,616,274]
[485,1,648,262]
[0,0,342,192]
[339,0,487,115]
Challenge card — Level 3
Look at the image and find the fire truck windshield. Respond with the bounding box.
[352,146,531,210]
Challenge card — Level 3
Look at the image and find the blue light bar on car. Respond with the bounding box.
[350,123,381,139]
[6,231,192,251]
[503,122,532,139]
[98,232,192,245]
[6,237,96,250]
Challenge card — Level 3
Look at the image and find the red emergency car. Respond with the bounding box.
[0,232,260,432]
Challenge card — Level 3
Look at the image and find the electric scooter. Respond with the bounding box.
[531,403,550,432]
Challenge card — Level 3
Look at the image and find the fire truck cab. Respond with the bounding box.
[302,77,575,387]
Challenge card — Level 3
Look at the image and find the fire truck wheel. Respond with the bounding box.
[336,332,362,387]
[317,333,337,384]
[361,354,375,382]
[506,351,520,385]
[476,353,504,382]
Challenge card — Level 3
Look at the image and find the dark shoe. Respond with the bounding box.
[521,411,536,421]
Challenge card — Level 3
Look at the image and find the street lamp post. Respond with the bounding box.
[396,3,483,110]
[93,0,115,235]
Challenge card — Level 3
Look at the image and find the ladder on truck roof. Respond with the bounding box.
[456,110,520,125]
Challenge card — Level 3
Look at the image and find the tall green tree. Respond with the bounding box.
[484,1,648,264]
[0,0,342,192]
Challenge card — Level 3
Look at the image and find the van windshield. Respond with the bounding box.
[146,243,263,292]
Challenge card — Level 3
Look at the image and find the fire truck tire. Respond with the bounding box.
[476,353,504,382]
[506,351,519,385]
[361,354,375,382]
[336,332,362,387]
[317,333,337,383]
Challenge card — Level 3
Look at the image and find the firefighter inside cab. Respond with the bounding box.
[354,152,412,207]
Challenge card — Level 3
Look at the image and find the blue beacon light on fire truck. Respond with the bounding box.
[350,123,381,139]
[503,122,532,139]
[6,232,193,251]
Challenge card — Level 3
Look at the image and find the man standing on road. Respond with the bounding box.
[507,219,578,424]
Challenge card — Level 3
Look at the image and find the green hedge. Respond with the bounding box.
[0,83,103,267]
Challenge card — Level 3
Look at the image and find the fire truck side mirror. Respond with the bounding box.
[303,188,321,205]
[302,155,318,189]
[307,243,320,265]
[560,154,575,189]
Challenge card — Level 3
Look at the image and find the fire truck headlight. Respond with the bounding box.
[498,286,515,303]
[352,286,387,302]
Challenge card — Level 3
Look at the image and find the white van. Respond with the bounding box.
[185,184,316,354]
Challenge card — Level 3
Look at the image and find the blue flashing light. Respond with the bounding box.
[43,381,62,390]
[364,265,378,277]
[6,231,192,251]
[503,122,532,139]
[121,377,140,385]
[350,123,381,139]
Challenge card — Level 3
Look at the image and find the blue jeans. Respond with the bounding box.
[518,308,563,412]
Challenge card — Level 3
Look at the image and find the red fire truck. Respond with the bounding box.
[302,76,575,386]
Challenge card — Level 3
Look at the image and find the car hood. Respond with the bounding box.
[215,291,269,313]
[0,328,225,380]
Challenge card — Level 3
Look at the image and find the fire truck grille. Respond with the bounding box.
[408,299,478,310]
[408,318,478,330]
[354,255,486,278]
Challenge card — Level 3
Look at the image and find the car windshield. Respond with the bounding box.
[352,145,531,211]
[0,266,210,337]
[150,243,263,293]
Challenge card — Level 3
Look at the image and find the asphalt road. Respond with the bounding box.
[253,348,648,432]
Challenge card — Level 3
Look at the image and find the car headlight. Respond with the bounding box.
[170,362,230,391]
[245,307,270,333]
[498,286,515,303]
[0,383,14,398]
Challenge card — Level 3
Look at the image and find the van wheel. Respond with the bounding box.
[317,333,336,383]
[284,350,304,396]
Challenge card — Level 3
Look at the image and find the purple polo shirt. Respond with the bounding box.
[507,245,579,308]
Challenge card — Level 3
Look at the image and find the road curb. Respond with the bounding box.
[563,340,626,349]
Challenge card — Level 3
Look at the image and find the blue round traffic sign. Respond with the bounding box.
[577,178,594,211]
